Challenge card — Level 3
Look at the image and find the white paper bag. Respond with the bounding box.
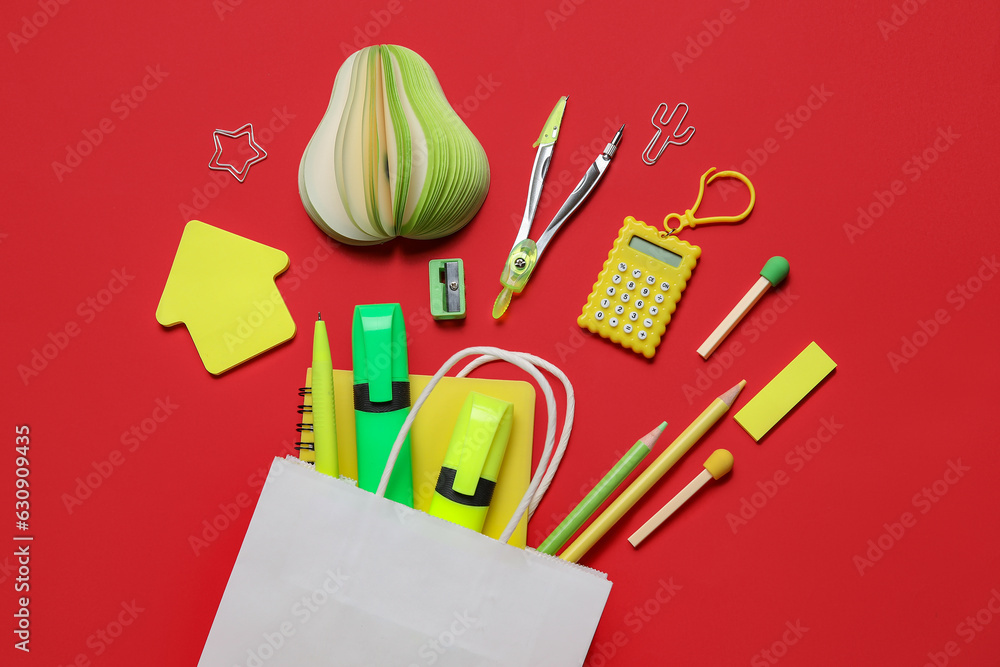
[198,456,612,667]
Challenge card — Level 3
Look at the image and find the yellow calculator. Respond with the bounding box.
[578,216,700,358]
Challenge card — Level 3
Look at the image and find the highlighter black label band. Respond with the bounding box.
[434,467,496,507]
[353,382,410,413]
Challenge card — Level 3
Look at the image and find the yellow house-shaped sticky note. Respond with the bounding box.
[156,220,295,375]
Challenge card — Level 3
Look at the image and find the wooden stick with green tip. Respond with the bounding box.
[697,256,790,360]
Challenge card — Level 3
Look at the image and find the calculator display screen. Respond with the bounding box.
[628,235,683,267]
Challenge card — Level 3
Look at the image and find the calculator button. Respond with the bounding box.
[600,298,610,308]
[626,280,636,291]
[617,261,628,272]
[660,281,670,291]
[643,317,653,328]
[608,317,619,327]
[612,274,622,285]
[640,287,650,297]
[637,330,647,340]
[595,311,604,321]
[620,292,630,303]
[646,275,656,285]
[649,305,659,315]
[606,286,616,296]
[631,269,642,279]
[623,323,633,334]
[629,311,639,322]
[614,304,625,315]
[654,294,664,304]
[634,299,644,309]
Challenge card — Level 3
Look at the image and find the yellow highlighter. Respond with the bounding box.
[429,392,514,534]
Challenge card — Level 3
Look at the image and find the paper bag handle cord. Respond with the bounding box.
[456,352,574,519]
[375,347,574,544]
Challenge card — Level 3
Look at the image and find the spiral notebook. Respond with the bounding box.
[295,368,316,464]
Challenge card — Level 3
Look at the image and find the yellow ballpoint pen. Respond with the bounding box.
[311,313,339,477]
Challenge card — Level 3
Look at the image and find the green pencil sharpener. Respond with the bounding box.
[429,259,466,320]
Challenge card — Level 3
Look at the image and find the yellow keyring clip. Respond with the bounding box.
[663,167,756,235]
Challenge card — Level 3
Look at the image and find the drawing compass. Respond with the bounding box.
[492,97,623,319]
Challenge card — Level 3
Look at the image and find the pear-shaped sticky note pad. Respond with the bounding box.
[156,220,296,375]
[299,45,491,245]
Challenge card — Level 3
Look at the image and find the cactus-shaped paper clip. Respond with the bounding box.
[641,102,696,166]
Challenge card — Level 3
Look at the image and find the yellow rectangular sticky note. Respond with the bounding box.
[735,341,836,441]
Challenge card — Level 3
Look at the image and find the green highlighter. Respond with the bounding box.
[352,303,413,507]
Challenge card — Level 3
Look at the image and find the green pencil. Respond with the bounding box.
[536,421,667,555]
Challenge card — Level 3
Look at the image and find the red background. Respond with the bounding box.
[4,0,1000,665]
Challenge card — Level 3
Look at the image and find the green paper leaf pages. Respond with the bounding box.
[299,45,491,245]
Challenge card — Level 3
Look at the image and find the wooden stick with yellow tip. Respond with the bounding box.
[558,380,745,563]
[628,449,734,547]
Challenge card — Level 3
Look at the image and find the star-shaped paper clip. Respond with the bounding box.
[208,123,267,182]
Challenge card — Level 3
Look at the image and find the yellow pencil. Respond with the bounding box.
[558,380,746,563]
